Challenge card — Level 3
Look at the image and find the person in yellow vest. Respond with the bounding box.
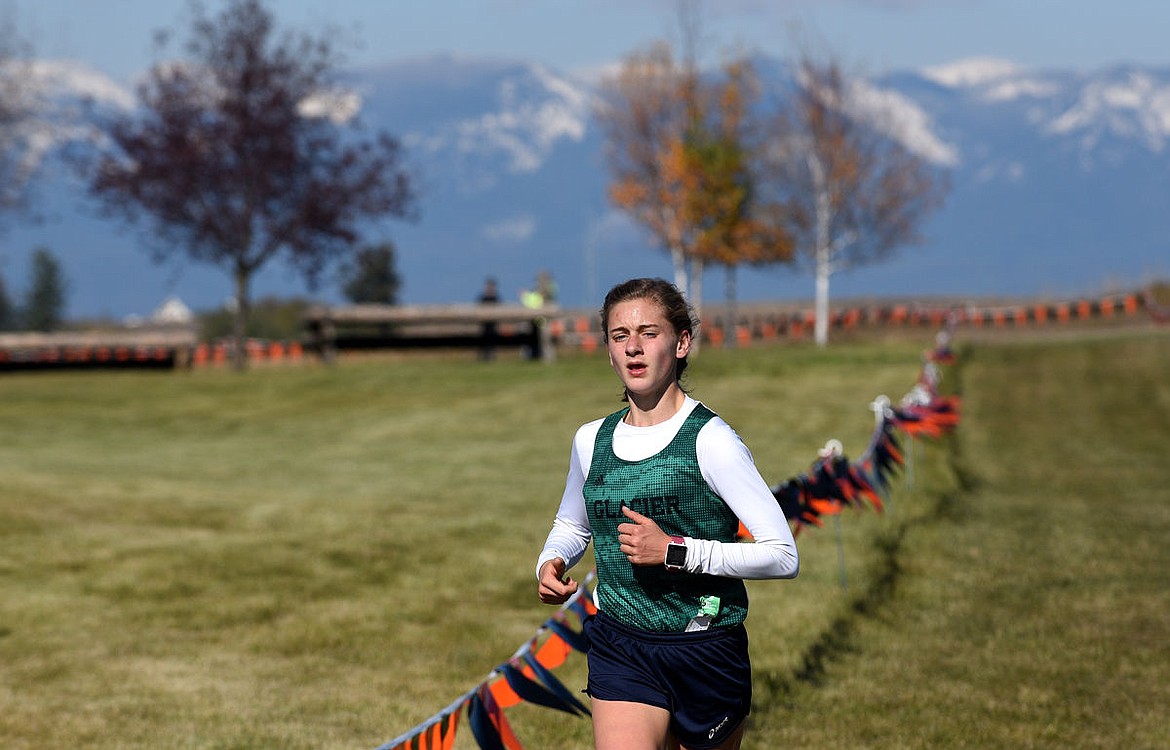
[521,270,558,308]
[536,269,558,305]
[520,271,557,359]
[520,287,544,309]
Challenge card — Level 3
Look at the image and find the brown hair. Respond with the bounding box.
[600,277,696,386]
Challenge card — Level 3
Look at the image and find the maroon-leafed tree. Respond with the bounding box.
[89,0,415,368]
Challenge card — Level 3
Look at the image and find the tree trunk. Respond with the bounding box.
[808,150,832,347]
[723,264,738,349]
[689,256,704,355]
[232,266,251,371]
[671,245,688,298]
[815,247,830,347]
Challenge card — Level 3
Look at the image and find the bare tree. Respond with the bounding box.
[89,0,416,368]
[766,55,947,346]
[0,11,39,225]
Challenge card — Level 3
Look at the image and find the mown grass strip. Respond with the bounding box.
[2,329,1164,749]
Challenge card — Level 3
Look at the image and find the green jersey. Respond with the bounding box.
[584,404,749,632]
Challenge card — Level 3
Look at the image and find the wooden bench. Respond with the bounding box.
[302,303,562,362]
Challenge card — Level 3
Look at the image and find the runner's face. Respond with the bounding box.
[605,298,690,398]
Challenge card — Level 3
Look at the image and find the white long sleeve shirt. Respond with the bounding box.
[537,396,799,581]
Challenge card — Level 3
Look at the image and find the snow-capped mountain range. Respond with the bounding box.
[2,54,1168,321]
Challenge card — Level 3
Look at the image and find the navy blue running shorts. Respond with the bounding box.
[583,610,751,749]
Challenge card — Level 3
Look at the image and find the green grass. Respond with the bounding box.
[754,329,1170,749]
[1,329,1168,749]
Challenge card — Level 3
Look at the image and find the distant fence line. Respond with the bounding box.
[189,339,307,367]
[551,290,1149,352]
[0,328,197,372]
[0,291,1153,373]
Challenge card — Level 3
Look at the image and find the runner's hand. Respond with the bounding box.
[538,557,578,604]
[617,505,670,566]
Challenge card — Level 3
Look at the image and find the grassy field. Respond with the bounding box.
[1,326,1167,749]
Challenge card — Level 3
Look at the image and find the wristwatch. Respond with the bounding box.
[664,536,687,571]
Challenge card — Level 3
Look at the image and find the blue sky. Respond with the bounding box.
[5,0,1170,83]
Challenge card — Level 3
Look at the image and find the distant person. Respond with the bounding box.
[536,277,799,750]
[536,270,558,305]
[477,276,500,361]
[520,270,558,308]
[519,271,556,359]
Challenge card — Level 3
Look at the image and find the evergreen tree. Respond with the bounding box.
[24,247,67,331]
[0,271,15,330]
[341,242,400,304]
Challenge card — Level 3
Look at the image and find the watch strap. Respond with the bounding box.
[665,536,687,570]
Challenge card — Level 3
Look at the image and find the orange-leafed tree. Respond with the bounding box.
[766,55,946,346]
[679,59,794,346]
[598,42,697,297]
[598,46,792,342]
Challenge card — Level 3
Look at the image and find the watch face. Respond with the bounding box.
[666,543,687,568]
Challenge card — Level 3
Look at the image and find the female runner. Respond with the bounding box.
[537,277,799,750]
